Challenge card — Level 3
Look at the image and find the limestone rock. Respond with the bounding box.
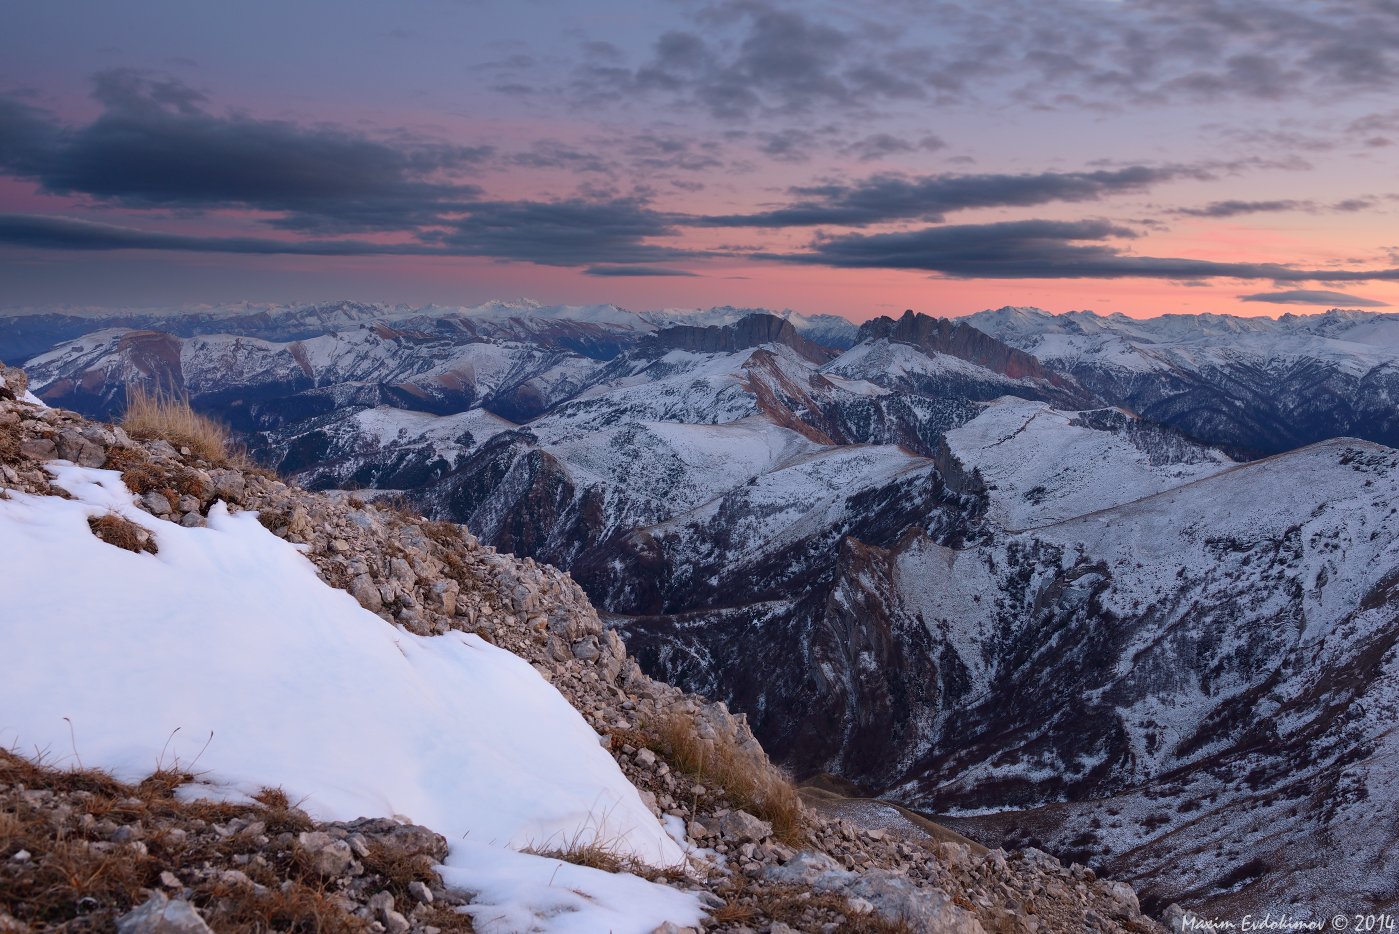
[296,831,354,878]
[718,809,772,843]
[115,893,213,934]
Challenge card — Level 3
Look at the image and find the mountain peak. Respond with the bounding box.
[857,310,1063,384]
[644,312,838,363]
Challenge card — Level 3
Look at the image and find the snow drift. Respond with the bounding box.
[0,462,702,933]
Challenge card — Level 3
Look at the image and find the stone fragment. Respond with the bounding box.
[142,492,172,516]
[296,831,354,878]
[115,893,213,934]
[718,809,771,843]
[1100,879,1140,919]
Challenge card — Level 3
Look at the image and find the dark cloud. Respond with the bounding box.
[427,197,697,266]
[841,133,946,163]
[1175,199,1312,218]
[571,1,933,119]
[564,0,1399,135]
[701,165,1201,228]
[0,214,431,255]
[0,69,492,235]
[0,71,705,270]
[1174,196,1381,217]
[764,218,1399,282]
[623,134,724,174]
[1239,289,1389,307]
[757,129,817,163]
[507,140,613,174]
[583,265,698,277]
[0,201,698,269]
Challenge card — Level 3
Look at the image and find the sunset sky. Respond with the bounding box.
[3,0,1399,319]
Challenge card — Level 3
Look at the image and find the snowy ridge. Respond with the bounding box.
[967,306,1399,377]
[945,397,1233,530]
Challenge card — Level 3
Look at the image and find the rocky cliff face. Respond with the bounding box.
[644,314,838,364]
[858,311,1074,387]
[0,362,1170,934]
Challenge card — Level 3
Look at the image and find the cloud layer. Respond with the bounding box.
[4,0,1399,309]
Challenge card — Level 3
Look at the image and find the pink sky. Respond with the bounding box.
[3,0,1399,317]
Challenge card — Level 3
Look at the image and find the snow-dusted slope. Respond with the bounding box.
[945,398,1233,529]
[964,307,1399,453]
[542,416,825,514]
[885,438,1399,916]
[0,463,701,934]
[1,299,861,365]
[967,306,1399,376]
[824,338,1055,399]
[24,324,603,422]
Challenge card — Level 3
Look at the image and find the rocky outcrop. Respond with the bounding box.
[643,314,838,364]
[858,310,1068,385]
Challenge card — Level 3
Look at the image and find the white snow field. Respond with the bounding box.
[0,463,703,934]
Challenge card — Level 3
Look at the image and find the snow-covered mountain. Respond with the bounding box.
[966,306,1399,455]
[8,301,1399,919]
[888,438,1399,917]
[0,299,859,366]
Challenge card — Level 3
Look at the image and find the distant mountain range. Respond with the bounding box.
[7,299,1399,918]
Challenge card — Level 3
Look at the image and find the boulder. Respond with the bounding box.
[718,809,771,843]
[296,831,354,878]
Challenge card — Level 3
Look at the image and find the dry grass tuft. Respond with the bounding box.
[122,385,229,463]
[120,461,205,512]
[374,493,422,521]
[715,876,916,933]
[0,421,21,467]
[422,521,478,585]
[88,512,158,554]
[360,839,438,898]
[254,506,289,534]
[252,787,315,835]
[645,709,805,845]
[523,834,688,886]
[101,445,148,472]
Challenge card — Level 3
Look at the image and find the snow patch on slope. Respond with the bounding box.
[946,398,1233,529]
[0,464,701,934]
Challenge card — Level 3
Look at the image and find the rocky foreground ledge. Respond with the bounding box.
[0,363,1170,934]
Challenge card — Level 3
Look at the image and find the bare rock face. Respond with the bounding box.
[644,313,837,364]
[857,310,1068,384]
[0,364,27,399]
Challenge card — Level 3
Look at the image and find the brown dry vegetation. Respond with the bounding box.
[87,513,157,555]
[100,445,148,473]
[712,875,915,933]
[640,709,805,846]
[122,386,229,464]
[420,521,476,582]
[0,750,472,932]
[119,461,205,510]
[0,421,20,467]
[374,493,422,521]
[522,829,689,886]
